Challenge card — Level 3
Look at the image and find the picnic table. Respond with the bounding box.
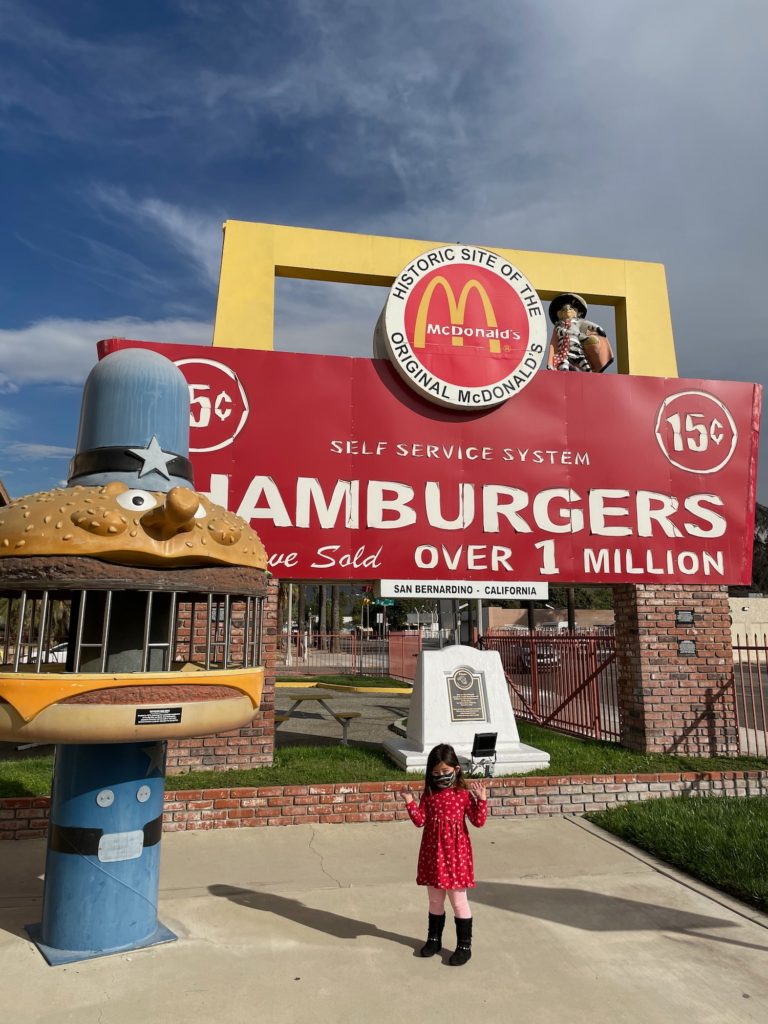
[275,692,361,746]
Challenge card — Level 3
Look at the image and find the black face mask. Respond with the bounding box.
[432,770,456,790]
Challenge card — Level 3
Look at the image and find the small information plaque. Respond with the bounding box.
[675,609,695,625]
[135,707,183,726]
[678,640,697,657]
[446,668,487,723]
[98,830,144,863]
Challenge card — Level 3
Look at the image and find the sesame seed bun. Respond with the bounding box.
[0,482,267,570]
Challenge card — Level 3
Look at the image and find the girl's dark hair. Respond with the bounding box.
[423,743,468,795]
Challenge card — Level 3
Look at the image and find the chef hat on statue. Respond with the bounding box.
[67,348,194,493]
[548,293,588,324]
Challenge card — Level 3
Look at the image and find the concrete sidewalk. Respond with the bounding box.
[2,817,767,1023]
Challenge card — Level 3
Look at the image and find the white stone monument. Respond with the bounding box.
[384,644,550,773]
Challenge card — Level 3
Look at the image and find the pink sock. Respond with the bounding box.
[447,888,471,919]
[427,886,446,914]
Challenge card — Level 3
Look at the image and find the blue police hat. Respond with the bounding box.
[68,348,194,492]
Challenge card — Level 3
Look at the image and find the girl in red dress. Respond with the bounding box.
[401,743,488,966]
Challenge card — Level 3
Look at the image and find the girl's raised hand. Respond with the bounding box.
[401,787,416,806]
[469,781,487,802]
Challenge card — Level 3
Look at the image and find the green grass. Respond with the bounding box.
[516,722,768,777]
[279,675,410,689]
[179,745,414,789]
[0,756,54,797]
[0,747,414,797]
[585,796,768,912]
[1,722,766,797]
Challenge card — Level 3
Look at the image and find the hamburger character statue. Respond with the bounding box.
[0,347,269,964]
[546,292,614,373]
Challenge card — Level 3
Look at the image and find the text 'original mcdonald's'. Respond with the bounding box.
[375,245,548,409]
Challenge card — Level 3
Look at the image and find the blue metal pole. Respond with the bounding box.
[28,741,175,964]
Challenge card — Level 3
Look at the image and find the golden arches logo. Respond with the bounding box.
[414,276,500,354]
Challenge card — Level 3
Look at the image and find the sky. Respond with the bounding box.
[1,0,767,502]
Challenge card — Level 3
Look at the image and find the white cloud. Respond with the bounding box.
[0,316,213,390]
[1,1,766,493]
[6,442,74,460]
[56,0,767,379]
[88,186,223,285]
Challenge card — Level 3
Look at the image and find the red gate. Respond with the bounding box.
[479,631,619,742]
[388,632,423,682]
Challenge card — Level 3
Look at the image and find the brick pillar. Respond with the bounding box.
[167,577,278,773]
[614,583,738,756]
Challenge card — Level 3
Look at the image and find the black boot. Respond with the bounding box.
[448,916,472,966]
[419,912,445,957]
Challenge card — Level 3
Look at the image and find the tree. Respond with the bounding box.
[752,503,768,593]
[297,585,306,633]
[318,584,327,640]
[730,502,768,596]
[387,598,438,631]
[388,600,410,631]
[546,586,614,610]
[331,585,341,652]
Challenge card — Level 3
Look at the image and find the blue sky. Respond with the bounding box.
[1,0,767,500]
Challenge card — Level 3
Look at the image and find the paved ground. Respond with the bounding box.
[1,816,767,1023]
[3,687,767,1021]
[274,687,410,748]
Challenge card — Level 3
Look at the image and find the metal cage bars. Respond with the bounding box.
[0,589,265,673]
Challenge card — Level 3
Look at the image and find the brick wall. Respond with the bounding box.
[166,577,278,773]
[3,770,767,839]
[614,583,738,756]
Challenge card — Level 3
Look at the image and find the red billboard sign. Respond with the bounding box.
[100,340,761,586]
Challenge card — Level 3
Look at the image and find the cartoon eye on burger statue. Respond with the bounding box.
[0,348,269,964]
[546,292,614,373]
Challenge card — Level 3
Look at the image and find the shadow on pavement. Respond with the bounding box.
[472,881,768,952]
[209,883,421,953]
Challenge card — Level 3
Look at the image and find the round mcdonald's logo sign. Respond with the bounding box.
[376,245,547,409]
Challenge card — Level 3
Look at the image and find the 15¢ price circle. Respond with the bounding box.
[654,391,738,474]
[175,358,249,453]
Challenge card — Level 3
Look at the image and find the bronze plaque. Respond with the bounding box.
[446,667,487,723]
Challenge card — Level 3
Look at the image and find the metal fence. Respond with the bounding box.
[276,629,448,680]
[732,634,768,756]
[479,630,620,742]
[275,626,768,755]
[277,632,391,676]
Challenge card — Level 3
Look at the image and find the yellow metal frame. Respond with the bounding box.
[213,221,677,376]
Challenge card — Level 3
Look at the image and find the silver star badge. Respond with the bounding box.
[128,435,175,479]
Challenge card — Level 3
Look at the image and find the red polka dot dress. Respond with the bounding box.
[407,788,487,889]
